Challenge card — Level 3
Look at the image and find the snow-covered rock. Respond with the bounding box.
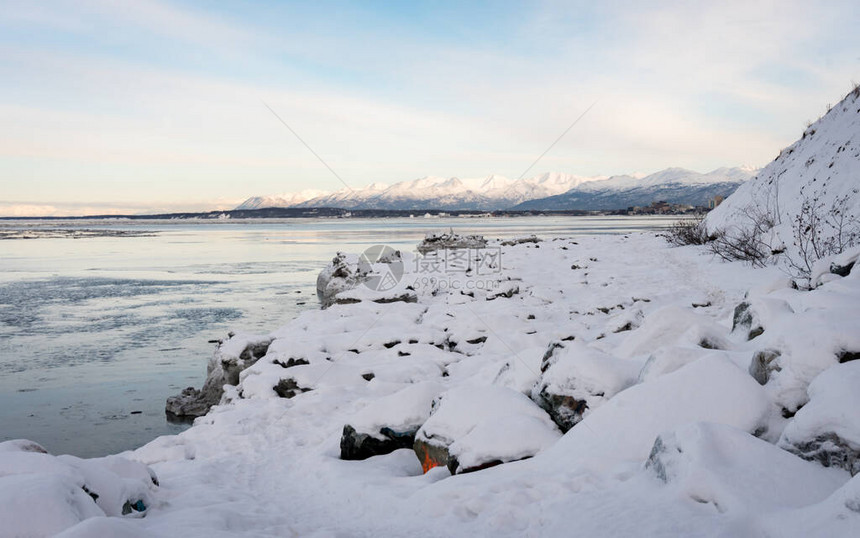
[531,340,640,431]
[414,385,561,474]
[416,230,488,254]
[779,361,860,475]
[645,422,846,514]
[341,382,444,460]
[0,440,158,536]
[544,356,773,470]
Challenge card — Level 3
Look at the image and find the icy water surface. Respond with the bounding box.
[0,216,676,456]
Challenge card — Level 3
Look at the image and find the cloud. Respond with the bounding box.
[0,0,858,207]
[0,198,244,218]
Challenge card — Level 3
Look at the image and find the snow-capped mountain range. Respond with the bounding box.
[513,167,757,211]
[237,167,758,211]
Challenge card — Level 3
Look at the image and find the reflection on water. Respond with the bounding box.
[0,216,674,456]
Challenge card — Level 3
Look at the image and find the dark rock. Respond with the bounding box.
[698,338,722,350]
[121,499,147,515]
[165,335,273,419]
[830,260,856,277]
[372,293,418,304]
[274,357,310,368]
[533,389,588,433]
[539,341,565,373]
[838,350,860,363]
[165,387,210,419]
[500,235,541,246]
[749,349,782,385]
[340,424,418,460]
[81,485,99,503]
[486,286,519,301]
[783,432,860,476]
[361,372,375,381]
[731,301,767,340]
[466,336,488,345]
[645,435,672,482]
[273,378,311,399]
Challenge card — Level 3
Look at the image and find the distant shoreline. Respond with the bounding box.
[0,206,707,221]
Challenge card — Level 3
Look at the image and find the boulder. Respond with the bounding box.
[166,333,272,419]
[413,385,560,475]
[341,425,417,461]
[732,297,794,341]
[749,348,782,385]
[779,361,860,475]
[340,382,442,461]
[273,377,311,398]
[532,340,639,431]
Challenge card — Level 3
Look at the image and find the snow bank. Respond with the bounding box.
[545,356,772,469]
[0,440,158,537]
[646,422,846,514]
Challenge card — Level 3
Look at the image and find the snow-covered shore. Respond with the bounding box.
[3,229,859,537]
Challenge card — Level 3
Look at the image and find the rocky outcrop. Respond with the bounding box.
[749,349,782,385]
[166,333,272,419]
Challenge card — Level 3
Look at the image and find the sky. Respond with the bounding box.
[1,0,859,216]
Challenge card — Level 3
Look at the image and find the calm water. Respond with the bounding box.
[0,216,675,457]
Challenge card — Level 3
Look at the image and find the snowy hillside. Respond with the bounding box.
[236,168,752,211]
[514,167,756,210]
[706,86,860,265]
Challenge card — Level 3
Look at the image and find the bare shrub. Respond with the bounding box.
[707,205,776,268]
[786,192,860,279]
[663,217,711,246]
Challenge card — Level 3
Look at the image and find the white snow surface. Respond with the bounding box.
[3,231,860,536]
